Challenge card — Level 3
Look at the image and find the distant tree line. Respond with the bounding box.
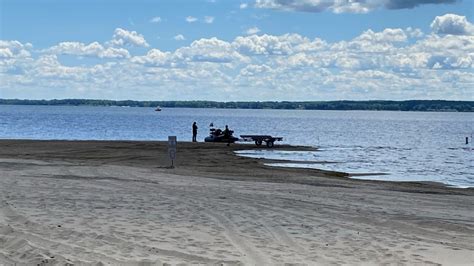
[0,99,473,112]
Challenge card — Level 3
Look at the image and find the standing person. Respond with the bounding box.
[192,122,198,142]
[223,125,231,146]
[223,125,230,138]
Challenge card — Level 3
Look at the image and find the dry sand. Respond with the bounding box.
[0,140,473,265]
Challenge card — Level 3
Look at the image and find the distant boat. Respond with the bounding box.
[155,106,162,111]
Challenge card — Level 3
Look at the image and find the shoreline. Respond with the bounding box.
[1,139,473,264]
[0,139,471,192]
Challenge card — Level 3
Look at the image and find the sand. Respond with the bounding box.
[0,140,473,265]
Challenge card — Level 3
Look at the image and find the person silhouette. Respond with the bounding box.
[223,125,231,146]
[192,122,198,142]
[223,125,230,138]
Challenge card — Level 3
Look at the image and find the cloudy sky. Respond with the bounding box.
[0,0,473,101]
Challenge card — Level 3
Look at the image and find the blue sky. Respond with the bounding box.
[0,0,473,101]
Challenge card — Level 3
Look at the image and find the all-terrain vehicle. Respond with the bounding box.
[204,126,239,143]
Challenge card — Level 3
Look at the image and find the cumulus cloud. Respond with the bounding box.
[46,42,130,59]
[355,28,408,43]
[174,34,186,41]
[174,37,248,63]
[0,40,32,58]
[109,28,149,47]
[0,48,14,58]
[245,27,261,35]
[240,64,271,76]
[233,33,312,55]
[240,3,248,9]
[186,16,198,23]
[150,16,162,23]
[431,13,474,35]
[131,49,173,67]
[3,18,472,101]
[255,0,458,14]
[32,54,90,80]
[0,41,34,79]
[406,27,424,38]
[408,34,474,69]
[204,16,215,24]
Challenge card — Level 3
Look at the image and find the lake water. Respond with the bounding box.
[1,105,473,187]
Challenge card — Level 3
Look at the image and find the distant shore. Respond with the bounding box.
[1,99,473,112]
[0,140,473,265]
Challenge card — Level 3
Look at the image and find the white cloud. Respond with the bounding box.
[0,40,32,58]
[174,34,186,41]
[186,16,198,23]
[46,42,130,59]
[109,28,149,47]
[131,49,173,67]
[204,16,215,24]
[332,1,373,14]
[0,41,34,80]
[150,16,162,23]
[240,3,248,9]
[175,37,248,64]
[245,27,261,35]
[233,33,310,55]
[408,34,474,69]
[2,18,472,101]
[240,64,271,76]
[431,14,474,36]
[355,28,408,43]
[255,0,457,14]
[33,54,90,80]
[0,48,14,58]
[406,27,424,38]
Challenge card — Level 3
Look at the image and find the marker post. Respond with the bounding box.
[168,136,177,168]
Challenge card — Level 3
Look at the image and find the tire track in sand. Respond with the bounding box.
[92,164,272,264]
[201,209,271,265]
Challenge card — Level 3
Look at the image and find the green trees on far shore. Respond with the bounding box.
[0,99,472,112]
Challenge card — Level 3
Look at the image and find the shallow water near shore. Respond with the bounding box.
[235,147,473,188]
[1,105,473,187]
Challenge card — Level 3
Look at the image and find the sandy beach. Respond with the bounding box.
[0,140,473,265]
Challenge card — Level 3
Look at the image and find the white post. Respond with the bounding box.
[168,136,177,168]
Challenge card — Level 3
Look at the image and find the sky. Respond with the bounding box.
[0,0,473,101]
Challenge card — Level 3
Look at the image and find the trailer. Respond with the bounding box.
[240,135,283,148]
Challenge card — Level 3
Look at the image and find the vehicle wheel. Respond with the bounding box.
[266,141,274,148]
[255,140,262,146]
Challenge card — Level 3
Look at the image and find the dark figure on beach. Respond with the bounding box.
[223,125,230,138]
[192,122,198,142]
[223,125,231,146]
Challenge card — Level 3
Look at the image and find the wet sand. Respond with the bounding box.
[0,140,473,265]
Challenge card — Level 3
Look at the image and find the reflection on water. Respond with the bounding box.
[1,105,473,187]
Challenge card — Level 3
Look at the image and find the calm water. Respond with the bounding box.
[1,105,473,187]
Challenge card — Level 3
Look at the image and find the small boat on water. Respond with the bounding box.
[155,106,162,111]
